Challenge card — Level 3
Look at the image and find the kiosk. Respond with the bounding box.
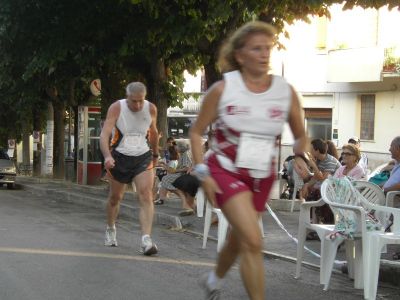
[77,106,103,185]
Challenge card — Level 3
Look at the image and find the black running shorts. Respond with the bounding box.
[108,150,153,184]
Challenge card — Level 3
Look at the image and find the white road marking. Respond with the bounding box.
[0,246,215,267]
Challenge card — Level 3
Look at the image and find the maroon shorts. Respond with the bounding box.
[207,155,275,212]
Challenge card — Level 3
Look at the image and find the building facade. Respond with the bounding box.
[270,4,400,169]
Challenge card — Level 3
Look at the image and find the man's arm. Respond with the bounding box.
[384,182,400,193]
[383,166,400,192]
[100,102,119,169]
[147,103,159,160]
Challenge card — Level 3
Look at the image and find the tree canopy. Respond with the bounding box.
[0,0,397,174]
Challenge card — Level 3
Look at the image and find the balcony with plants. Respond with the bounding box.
[382,47,400,74]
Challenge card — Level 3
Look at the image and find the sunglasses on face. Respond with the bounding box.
[342,152,354,156]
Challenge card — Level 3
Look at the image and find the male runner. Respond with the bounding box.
[100,81,159,255]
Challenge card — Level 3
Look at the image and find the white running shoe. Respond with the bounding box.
[104,227,118,247]
[140,236,158,256]
[200,273,221,300]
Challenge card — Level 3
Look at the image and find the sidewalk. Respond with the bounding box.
[16,176,400,287]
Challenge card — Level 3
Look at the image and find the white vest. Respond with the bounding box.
[211,71,292,178]
[114,99,151,156]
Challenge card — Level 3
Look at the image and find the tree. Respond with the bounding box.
[1,0,397,178]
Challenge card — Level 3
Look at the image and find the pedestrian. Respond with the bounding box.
[100,81,159,256]
[189,21,308,300]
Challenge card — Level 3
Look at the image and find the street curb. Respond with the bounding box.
[20,180,183,230]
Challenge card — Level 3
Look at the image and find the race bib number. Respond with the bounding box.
[235,133,275,172]
[124,134,141,148]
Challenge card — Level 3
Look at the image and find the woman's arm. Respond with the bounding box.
[189,81,224,165]
[287,86,309,171]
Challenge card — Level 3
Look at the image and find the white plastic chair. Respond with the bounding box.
[386,190,400,207]
[196,188,205,218]
[296,179,390,291]
[320,179,400,300]
[202,199,265,252]
[290,169,305,212]
[295,198,336,285]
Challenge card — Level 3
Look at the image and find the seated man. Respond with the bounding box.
[300,139,341,226]
[383,136,400,260]
[383,136,400,194]
[301,139,341,200]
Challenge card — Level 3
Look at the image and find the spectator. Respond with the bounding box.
[154,141,195,215]
[383,136,400,260]
[162,136,176,163]
[383,136,400,193]
[347,136,368,174]
[153,145,179,199]
[333,144,365,180]
[301,139,341,228]
[326,140,339,160]
[301,138,341,200]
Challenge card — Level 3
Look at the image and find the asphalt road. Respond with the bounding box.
[0,187,399,300]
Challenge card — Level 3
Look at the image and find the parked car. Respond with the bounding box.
[0,149,16,189]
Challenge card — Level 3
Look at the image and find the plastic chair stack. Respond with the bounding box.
[320,178,400,300]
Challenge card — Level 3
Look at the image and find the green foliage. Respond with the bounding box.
[0,0,396,144]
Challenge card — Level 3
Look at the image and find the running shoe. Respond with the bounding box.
[153,198,164,205]
[200,273,221,300]
[104,227,118,247]
[141,236,158,256]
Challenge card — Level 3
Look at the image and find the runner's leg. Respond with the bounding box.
[133,169,155,235]
[215,228,240,277]
[107,178,125,227]
[220,191,264,300]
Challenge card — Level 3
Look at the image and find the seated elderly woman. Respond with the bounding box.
[333,143,365,180]
[154,141,196,216]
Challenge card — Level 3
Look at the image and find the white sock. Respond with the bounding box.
[107,224,116,230]
[207,270,221,290]
[142,234,150,243]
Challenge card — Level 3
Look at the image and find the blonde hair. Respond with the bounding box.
[218,21,277,73]
[342,144,361,163]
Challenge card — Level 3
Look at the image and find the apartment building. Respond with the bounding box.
[271,4,400,169]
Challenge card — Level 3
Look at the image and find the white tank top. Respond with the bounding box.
[114,99,151,156]
[210,71,292,178]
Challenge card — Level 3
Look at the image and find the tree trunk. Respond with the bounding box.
[100,72,124,119]
[22,121,30,173]
[73,105,79,178]
[148,53,168,146]
[32,110,42,176]
[204,55,221,87]
[53,99,65,179]
[44,102,54,176]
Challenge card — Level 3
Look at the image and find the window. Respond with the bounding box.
[304,108,332,141]
[360,95,375,140]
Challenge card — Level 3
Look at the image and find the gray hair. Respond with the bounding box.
[392,136,400,147]
[176,140,190,152]
[126,82,147,96]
